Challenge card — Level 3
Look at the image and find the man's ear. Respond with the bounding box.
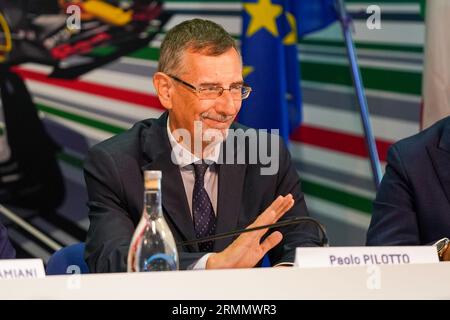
[153,72,173,110]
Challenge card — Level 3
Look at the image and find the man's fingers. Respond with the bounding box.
[251,204,280,229]
[274,194,293,213]
[260,231,283,254]
[244,194,294,241]
[268,194,292,214]
[246,210,275,239]
[274,197,294,221]
[266,195,285,215]
[261,195,294,225]
[255,194,293,226]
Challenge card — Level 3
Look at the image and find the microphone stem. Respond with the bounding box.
[177,217,328,247]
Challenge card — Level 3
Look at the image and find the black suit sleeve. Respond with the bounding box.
[84,146,135,273]
[0,223,15,259]
[366,145,420,245]
[269,137,323,265]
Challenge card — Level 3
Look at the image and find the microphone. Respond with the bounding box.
[177,217,329,247]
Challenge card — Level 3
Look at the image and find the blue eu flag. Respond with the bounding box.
[239,0,337,142]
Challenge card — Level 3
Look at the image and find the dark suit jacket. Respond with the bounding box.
[0,223,15,259]
[84,112,322,272]
[367,116,450,245]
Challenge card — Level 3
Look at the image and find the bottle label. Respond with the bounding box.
[142,253,177,272]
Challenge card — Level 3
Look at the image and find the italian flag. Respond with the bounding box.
[422,0,450,129]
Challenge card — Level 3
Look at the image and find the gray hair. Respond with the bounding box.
[157,19,238,75]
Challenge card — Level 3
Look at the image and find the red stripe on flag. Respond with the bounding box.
[290,125,391,162]
[12,67,164,110]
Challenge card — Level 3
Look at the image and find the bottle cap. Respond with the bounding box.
[144,170,161,189]
[144,170,162,180]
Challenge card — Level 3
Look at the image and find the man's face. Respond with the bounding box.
[168,48,243,143]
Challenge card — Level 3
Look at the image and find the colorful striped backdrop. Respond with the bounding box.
[6,0,424,260]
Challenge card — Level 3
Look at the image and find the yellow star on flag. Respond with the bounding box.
[283,12,298,45]
[244,0,283,37]
[243,66,254,78]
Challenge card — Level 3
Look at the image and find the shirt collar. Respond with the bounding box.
[167,116,222,167]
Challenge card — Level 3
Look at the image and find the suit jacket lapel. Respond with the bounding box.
[215,164,246,251]
[427,123,450,206]
[214,128,247,251]
[141,113,197,251]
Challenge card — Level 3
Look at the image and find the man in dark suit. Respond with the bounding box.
[367,116,450,259]
[0,222,15,259]
[84,19,322,273]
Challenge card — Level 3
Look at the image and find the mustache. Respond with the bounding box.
[200,112,233,122]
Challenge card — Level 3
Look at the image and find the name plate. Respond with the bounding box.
[0,259,45,279]
[295,246,439,268]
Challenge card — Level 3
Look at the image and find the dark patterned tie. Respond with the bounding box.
[192,162,216,252]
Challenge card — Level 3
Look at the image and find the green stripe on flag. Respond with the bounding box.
[301,61,422,95]
[90,46,118,57]
[137,30,423,53]
[126,47,422,95]
[36,103,127,134]
[419,0,426,17]
[302,179,373,215]
[300,39,423,53]
[58,152,84,169]
[128,47,159,61]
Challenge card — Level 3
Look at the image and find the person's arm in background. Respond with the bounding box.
[366,144,420,245]
[0,222,15,259]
